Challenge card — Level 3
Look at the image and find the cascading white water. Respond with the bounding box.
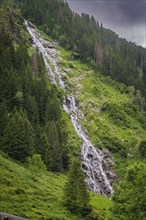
[25,20,113,196]
[25,20,65,89]
[63,95,113,196]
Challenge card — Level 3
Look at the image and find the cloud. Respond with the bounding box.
[67,0,146,47]
[103,0,145,25]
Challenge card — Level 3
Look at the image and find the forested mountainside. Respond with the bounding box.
[0,6,79,172]
[0,0,146,219]
[22,0,146,99]
[1,0,146,99]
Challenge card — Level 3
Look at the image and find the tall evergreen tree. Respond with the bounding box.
[111,163,146,220]
[22,0,146,97]
[28,153,47,176]
[0,102,8,138]
[39,132,52,171]
[64,159,91,216]
[139,141,146,158]
[45,121,63,172]
[45,94,61,122]
[2,109,34,161]
[24,95,39,125]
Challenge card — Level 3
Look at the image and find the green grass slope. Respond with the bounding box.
[0,153,112,220]
[0,8,145,219]
[58,48,146,164]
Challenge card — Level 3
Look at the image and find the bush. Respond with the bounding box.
[139,141,146,158]
[27,154,47,175]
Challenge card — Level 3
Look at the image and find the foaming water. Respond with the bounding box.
[25,20,113,196]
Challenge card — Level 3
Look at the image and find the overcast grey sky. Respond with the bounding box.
[67,0,146,48]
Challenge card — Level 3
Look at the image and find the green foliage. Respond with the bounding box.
[59,50,145,160]
[45,94,61,122]
[90,192,112,220]
[0,8,79,172]
[14,91,23,108]
[27,154,47,175]
[2,109,34,162]
[38,132,52,171]
[64,159,91,217]
[0,4,146,220]
[139,141,146,158]
[24,95,39,125]
[111,163,146,220]
[22,0,146,97]
[0,102,8,137]
[0,153,111,220]
[45,121,63,172]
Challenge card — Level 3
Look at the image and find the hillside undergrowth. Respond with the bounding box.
[0,153,112,220]
[0,3,146,219]
[58,47,146,172]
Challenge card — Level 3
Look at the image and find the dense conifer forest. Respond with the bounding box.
[0,9,69,171]
[22,0,146,98]
[0,0,146,219]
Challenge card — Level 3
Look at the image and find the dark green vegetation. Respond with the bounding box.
[111,163,146,220]
[64,159,91,217]
[58,50,146,219]
[22,0,146,98]
[58,48,146,167]
[0,153,112,220]
[0,0,146,219]
[0,6,81,172]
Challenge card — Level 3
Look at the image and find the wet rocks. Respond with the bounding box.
[64,95,114,197]
[102,149,118,184]
[25,20,116,197]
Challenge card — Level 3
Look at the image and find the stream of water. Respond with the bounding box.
[25,20,113,196]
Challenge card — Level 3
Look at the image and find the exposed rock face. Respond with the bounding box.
[25,20,117,197]
[101,149,118,184]
[63,95,116,196]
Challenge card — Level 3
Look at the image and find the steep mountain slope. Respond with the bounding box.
[22,0,146,98]
[0,1,146,220]
[0,153,112,220]
[26,20,145,163]
[25,21,117,197]
[0,6,112,220]
[59,49,146,156]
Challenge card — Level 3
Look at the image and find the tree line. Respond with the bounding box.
[19,0,146,98]
[0,2,146,219]
[0,8,69,172]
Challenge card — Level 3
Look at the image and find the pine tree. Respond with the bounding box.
[0,102,8,138]
[45,121,63,172]
[39,132,52,170]
[64,159,91,217]
[2,109,34,162]
[111,163,146,220]
[45,94,61,122]
[139,141,146,158]
[32,77,48,124]
[24,95,39,125]
[28,154,47,176]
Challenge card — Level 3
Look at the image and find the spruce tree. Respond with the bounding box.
[0,102,8,138]
[39,132,52,171]
[28,154,47,176]
[45,94,61,122]
[64,159,91,217]
[2,109,34,161]
[139,141,146,158]
[24,95,39,125]
[111,163,146,220]
[45,121,63,172]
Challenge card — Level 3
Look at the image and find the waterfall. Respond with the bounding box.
[25,20,113,196]
[24,20,65,88]
[63,95,113,196]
